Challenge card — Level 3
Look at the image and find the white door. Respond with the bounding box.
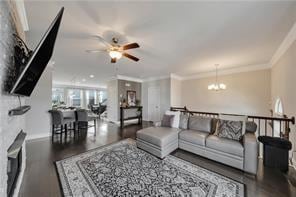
[148,86,161,122]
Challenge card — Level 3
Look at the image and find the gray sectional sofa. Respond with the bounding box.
[136,115,258,174]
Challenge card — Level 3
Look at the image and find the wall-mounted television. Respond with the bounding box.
[10,7,64,97]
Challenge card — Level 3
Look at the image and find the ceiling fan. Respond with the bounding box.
[86,36,140,63]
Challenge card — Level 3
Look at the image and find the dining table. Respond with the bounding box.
[59,109,99,136]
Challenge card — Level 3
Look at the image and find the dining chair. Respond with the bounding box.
[49,110,75,140]
[76,109,98,136]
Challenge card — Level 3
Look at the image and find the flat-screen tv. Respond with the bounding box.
[10,7,64,96]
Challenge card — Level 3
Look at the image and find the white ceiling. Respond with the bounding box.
[24,1,296,88]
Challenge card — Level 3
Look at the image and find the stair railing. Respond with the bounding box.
[171,106,295,140]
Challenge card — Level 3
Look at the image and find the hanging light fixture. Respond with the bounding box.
[208,64,226,91]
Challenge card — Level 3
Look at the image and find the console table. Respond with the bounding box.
[120,106,142,128]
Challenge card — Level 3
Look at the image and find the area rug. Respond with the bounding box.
[55,139,244,197]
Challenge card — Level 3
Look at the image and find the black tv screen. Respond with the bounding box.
[10,7,64,96]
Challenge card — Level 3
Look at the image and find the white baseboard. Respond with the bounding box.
[26,133,51,141]
[112,119,139,125]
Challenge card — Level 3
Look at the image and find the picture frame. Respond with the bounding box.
[127,91,136,106]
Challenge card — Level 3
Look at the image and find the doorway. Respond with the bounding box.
[148,86,161,122]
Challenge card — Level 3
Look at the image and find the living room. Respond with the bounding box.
[1,1,296,197]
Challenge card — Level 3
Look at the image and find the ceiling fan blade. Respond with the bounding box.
[123,52,139,62]
[111,58,116,63]
[91,35,112,47]
[122,43,140,50]
[86,49,106,53]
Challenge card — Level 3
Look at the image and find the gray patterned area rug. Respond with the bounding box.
[55,139,244,197]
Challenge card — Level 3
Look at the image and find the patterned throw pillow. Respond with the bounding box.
[161,115,174,127]
[216,120,243,141]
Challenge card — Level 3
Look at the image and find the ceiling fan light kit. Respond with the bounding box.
[109,50,122,59]
[87,36,140,63]
[208,64,227,91]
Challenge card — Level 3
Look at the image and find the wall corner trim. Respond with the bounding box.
[270,21,296,66]
[15,0,29,32]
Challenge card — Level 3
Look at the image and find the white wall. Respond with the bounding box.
[107,79,118,122]
[271,40,296,163]
[25,65,53,139]
[181,69,271,116]
[142,78,171,121]
[170,77,182,107]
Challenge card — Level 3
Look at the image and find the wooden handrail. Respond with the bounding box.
[171,106,295,140]
[170,106,295,123]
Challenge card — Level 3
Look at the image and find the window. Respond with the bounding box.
[52,87,106,108]
[68,89,82,107]
[275,98,283,115]
[98,90,107,104]
[52,88,64,106]
[86,90,97,108]
[274,98,284,137]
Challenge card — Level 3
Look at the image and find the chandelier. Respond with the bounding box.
[208,64,226,91]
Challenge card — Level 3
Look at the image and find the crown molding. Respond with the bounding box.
[270,21,296,66]
[15,0,29,32]
[180,63,271,80]
[170,73,183,80]
[142,75,170,82]
[53,83,107,90]
[116,75,143,83]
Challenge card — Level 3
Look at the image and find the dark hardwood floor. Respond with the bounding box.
[19,120,296,197]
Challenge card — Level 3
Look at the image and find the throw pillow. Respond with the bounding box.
[216,119,243,141]
[179,113,189,129]
[246,121,257,133]
[161,114,174,127]
[165,110,180,128]
[219,114,247,135]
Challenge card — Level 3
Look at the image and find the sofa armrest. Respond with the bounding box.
[153,121,161,127]
[243,132,258,174]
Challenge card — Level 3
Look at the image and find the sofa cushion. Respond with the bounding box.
[216,119,243,141]
[206,135,244,157]
[179,114,189,129]
[137,127,180,147]
[179,130,209,146]
[161,114,174,127]
[188,116,212,133]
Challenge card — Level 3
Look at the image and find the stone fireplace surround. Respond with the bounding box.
[0,1,27,197]
[6,131,26,197]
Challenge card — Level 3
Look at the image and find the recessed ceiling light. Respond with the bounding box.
[82,79,86,82]
[90,75,94,78]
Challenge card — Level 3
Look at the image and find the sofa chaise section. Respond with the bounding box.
[136,126,180,158]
